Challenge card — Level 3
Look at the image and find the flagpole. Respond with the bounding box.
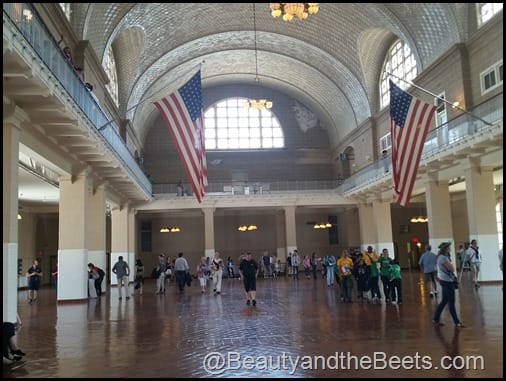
[98,61,204,131]
[385,71,492,126]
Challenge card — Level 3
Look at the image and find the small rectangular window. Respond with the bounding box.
[380,133,391,152]
[140,221,152,252]
[480,60,503,94]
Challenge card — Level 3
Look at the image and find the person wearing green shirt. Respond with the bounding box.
[379,248,393,304]
[364,246,381,303]
[388,259,402,304]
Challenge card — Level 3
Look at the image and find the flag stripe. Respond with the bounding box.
[153,71,207,203]
[390,80,436,207]
[154,97,202,202]
[162,94,201,186]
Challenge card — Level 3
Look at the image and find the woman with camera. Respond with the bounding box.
[432,241,465,328]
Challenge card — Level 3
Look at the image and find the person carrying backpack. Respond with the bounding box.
[88,263,105,297]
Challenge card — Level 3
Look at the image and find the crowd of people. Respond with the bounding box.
[6,237,500,376]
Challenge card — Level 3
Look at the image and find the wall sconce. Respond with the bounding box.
[17,213,22,220]
[160,226,181,233]
[238,224,258,232]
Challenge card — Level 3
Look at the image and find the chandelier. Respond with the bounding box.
[314,222,332,229]
[238,224,258,232]
[244,3,272,111]
[160,226,181,233]
[410,216,428,223]
[270,3,319,22]
[244,99,272,110]
[410,207,428,223]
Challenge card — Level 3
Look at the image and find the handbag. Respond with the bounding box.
[452,273,459,289]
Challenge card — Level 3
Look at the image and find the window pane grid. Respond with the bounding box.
[379,40,418,109]
[204,97,284,150]
[478,3,503,27]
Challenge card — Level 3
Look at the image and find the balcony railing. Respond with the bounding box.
[6,4,501,200]
[3,3,152,197]
[152,179,341,196]
[338,92,503,194]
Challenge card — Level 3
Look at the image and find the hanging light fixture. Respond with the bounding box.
[410,207,428,223]
[313,222,332,229]
[270,3,319,22]
[244,3,273,111]
[160,226,181,233]
[238,224,258,232]
[244,99,273,110]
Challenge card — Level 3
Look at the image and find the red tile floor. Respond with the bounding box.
[3,271,503,378]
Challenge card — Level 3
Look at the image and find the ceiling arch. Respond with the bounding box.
[71,3,464,149]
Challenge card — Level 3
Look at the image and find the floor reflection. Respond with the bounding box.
[4,272,503,378]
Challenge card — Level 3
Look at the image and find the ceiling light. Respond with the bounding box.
[244,99,273,110]
[22,9,33,22]
[244,4,272,111]
[410,208,428,223]
[270,3,319,22]
[314,222,332,229]
[160,226,181,233]
[238,224,258,232]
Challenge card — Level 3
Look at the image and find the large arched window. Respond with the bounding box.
[379,40,418,109]
[104,46,119,106]
[477,3,503,28]
[204,97,284,150]
[58,3,71,20]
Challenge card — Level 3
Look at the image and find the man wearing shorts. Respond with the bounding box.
[418,245,438,296]
[239,252,259,306]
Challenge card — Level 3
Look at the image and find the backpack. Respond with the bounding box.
[151,266,161,279]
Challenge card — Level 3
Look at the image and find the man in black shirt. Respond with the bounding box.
[239,252,259,306]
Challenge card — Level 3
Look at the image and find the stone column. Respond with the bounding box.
[58,172,90,301]
[465,162,501,282]
[111,205,130,285]
[202,207,215,259]
[358,203,377,252]
[425,177,455,261]
[127,207,136,285]
[3,108,25,321]
[284,206,297,254]
[372,200,394,256]
[87,185,106,293]
[275,210,286,261]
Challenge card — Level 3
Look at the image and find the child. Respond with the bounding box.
[196,256,210,293]
[353,254,370,302]
[389,259,402,304]
[274,260,281,278]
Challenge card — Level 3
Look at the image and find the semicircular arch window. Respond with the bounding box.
[379,40,418,109]
[204,97,284,150]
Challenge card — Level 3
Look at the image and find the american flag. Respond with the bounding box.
[389,80,436,207]
[153,71,208,203]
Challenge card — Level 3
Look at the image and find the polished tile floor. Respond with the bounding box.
[4,271,503,378]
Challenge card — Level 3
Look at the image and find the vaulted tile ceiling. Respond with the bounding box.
[70,3,469,148]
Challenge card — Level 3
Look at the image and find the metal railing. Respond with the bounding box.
[153,179,341,195]
[3,3,152,197]
[338,93,503,194]
[5,4,501,199]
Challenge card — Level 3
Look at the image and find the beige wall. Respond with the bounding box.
[18,212,58,285]
[17,212,36,280]
[143,85,334,187]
